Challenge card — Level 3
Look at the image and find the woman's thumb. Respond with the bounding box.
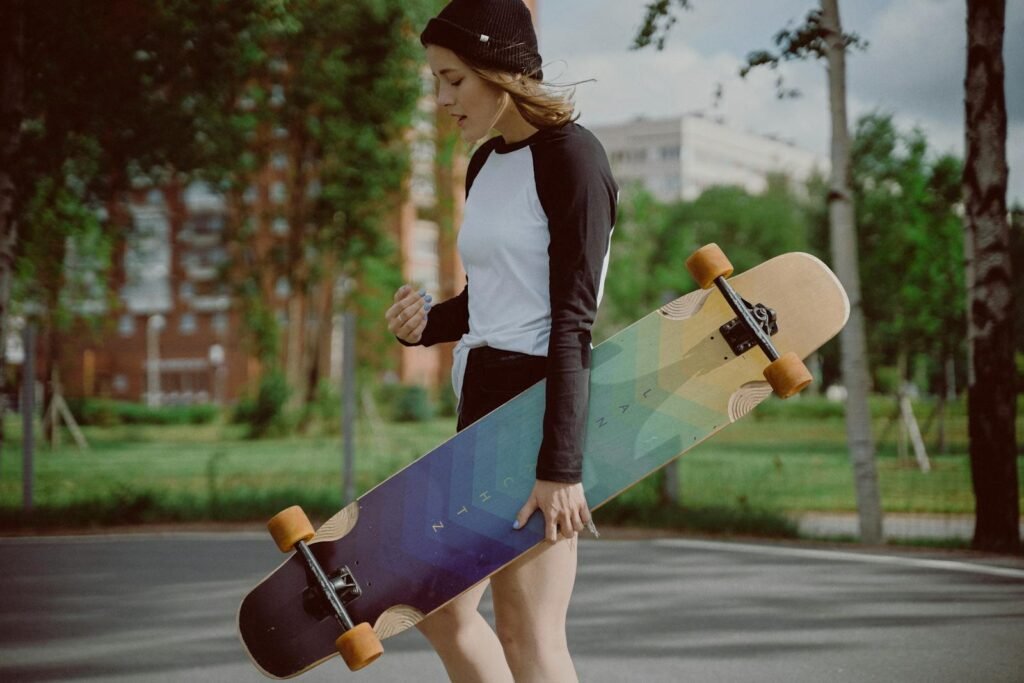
[513,499,537,531]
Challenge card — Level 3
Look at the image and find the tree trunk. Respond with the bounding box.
[821,0,883,544]
[963,0,1019,553]
[0,0,26,456]
[303,263,336,406]
[433,109,465,390]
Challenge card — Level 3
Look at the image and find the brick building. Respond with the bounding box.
[12,1,540,407]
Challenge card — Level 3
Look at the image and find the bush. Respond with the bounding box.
[236,368,291,438]
[67,398,219,426]
[436,385,457,418]
[310,380,341,423]
[374,383,436,422]
[394,384,434,422]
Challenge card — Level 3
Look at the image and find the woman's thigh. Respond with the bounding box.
[489,537,578,637]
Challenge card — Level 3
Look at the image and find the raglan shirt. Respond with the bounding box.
[403,123,618,483]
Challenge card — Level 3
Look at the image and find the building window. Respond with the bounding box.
[270,182,286,204]
[275,277,291,299]
[118,314,136,337]
[272,216,289,235]
[612,148,648,164]
[271,152,288,170]
[305,179,321,199]
[270,84,286,107]
[179,281,194,300]
[212,313,228,335]
[113,374,128,394]
[179,313,197,335]
[660,145,681,161]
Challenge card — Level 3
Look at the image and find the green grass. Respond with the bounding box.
[1,396,1021,536]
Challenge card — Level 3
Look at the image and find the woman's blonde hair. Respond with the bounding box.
[469,63,580,130]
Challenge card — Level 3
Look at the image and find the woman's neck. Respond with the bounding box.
[495,105,538,144]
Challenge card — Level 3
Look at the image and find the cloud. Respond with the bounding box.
[538,0,1023,203]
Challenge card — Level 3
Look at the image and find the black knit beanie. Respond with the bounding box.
[420,0,543,81]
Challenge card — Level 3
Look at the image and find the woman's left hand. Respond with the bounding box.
[514,479,591,542]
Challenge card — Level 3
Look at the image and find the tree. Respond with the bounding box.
[850,113,965,391]
[963,0,1019,553]
[1,0,263,450]
[207,0,432,410]
[0,0,26,439]
[634,0,883,543]
[600,176,812,346]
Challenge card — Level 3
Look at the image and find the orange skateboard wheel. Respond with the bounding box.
[763,352,813,398]
[267,506,315,553]
[686,243,734,289]
[336,622,383,671]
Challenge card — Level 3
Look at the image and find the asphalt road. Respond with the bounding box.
[1,533,1023,682]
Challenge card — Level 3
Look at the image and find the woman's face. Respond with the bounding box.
[426,45,509,143]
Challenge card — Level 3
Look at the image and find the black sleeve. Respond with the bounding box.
[397,283,469,347]
[532,127,618,483]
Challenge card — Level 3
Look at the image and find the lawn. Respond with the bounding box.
[0,396,1021,532]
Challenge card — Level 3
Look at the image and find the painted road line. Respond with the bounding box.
[653,538,1024,579]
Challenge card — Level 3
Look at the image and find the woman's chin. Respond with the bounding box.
[459,128,481,144]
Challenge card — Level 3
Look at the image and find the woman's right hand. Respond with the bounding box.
[386,284,431,344]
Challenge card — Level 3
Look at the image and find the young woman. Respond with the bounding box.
[385,1,617,680]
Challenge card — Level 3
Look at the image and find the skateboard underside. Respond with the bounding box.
[238,252,849,678]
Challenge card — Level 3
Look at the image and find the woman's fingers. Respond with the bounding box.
[386,285,431,341]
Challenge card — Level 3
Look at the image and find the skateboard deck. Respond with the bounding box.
[238,251,849,678]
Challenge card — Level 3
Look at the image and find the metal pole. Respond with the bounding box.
[660,291,679,506]
[341,310,356,505]
[146,315,164,407]
[21,320,34,513]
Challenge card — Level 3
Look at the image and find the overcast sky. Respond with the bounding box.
[536,0,1023,204]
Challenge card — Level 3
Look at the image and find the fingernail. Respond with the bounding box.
[425,294,432,302]
[418,287,426,296]
[423,303,431,311]
[512,519,521,530]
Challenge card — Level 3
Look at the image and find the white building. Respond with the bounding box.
[590,114,827,203]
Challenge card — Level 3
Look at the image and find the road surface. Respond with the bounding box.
[1,533,1022,682]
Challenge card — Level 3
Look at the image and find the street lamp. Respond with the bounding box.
[209,343,225,405]
[147,314,165,407]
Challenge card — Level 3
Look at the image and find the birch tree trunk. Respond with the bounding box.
[963,0,1019,553]
[821,0,883,544]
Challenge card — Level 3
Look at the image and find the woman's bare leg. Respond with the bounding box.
[490,537,579,682]
[416,580,514,683]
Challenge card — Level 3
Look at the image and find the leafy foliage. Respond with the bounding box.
[598,176,811,342]
[632,0,693,51]
[233,366,291,438]
[849,113,965,389]
[740,9,867,98]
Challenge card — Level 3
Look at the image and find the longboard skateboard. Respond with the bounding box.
[238,246,850,677]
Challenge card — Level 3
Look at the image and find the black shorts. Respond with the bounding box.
[457,346,547,432]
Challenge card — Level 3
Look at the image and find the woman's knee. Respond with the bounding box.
[418,601,477,639]
[495,615,567,662]
[416,582,488,643]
